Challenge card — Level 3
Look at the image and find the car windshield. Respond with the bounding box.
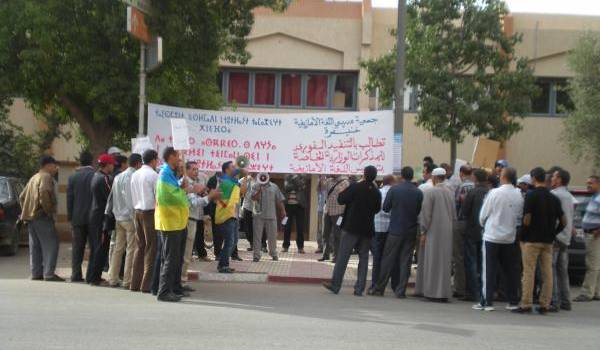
[0,179,9,201]
[573,195,591,229]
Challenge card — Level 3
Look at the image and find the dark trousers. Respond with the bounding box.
[374,231,416,296]
[322,214,342,259]
[212,220,239,258]
[157,230,183,298]
[193,220,207,258]
[331,230,371,294]
[71,224,91,281]
[481,240,520,306]
[174,229,187,293]
[27,216,59,279]
[87,218,109,284]
[85,223,100,283]
[244,209,266,249]
[283,204,305,250]
[151,231,162,295]
[464,237,482,299]
[217,219,237,269]
[370,231,399,290]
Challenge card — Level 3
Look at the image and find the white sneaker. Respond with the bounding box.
[472,304,484,310]
[505,304,519,311]
[483,306,495,312]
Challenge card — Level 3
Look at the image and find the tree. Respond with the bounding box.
[0,0,287,156]
[563,32,600,168]
[0,104,38,179]
[361,0,538,165]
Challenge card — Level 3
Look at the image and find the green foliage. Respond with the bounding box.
[564,32,600,168]
[361,0,538,163]
[0,0,287,155]
[0,103,38,179]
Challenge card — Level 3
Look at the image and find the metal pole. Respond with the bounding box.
[394,0,407,135]
[138,42,146,136]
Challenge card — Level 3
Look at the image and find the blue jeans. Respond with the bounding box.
[370,231,387,289]
[217,219,237,269]
[464,237,481,300]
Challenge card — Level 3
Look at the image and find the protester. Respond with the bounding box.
[369,175,394,292]
[241,173,266,252]
[369,167,423,298]
[182,161,219,279]
[460,168,489,302]
[19,156,63,282]
[87,154,115,285]
[549,168,574,311]
[154,147,191,302]
[315,175,328,254]
[66,151,95,283]
[415,167,456,302]
[473,167,522,311]
[104,154,142,288]
[452,165,473,298]
[251,173,286,262]
[319,175,350,262]
[323,166,381,296]
[517,174,533,195]
[283,174,308,253]
[419,162,435,190]
[215,161,242,273]
[573,175,600,302]
[129,149,159,293]
[441,162,460,195]
[192,169,210,260]
[493,160,508,185]
[513,167,565,314]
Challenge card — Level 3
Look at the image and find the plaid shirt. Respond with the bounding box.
[374,185,391,233]
[325,177,350,216]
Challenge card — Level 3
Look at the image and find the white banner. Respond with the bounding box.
[147,103,394,175]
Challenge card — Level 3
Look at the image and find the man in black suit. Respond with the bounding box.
[66,151,95,282]
[323,166,381,296]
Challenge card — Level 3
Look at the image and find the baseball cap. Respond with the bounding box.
[432,167,446,176]
[98,154,116,166]
[108,146,124,155]
[495,159,508,168]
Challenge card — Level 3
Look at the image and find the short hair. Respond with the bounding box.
[185,161,197,170]
[423,162,435,174]
[128,153,142,167]
[530,167,546,183]
[364,165,378,182]
[423,156,434,164]
[553,168,570,186]
[547,166,563,175]
[162,147,177,163]
[79,151,93,166]
[473,169,487,183]
[503,167,518,186]
[40,155,57,167]
[590,175,600,182]
[401,166,414,181]
[382,175,395,186]
[142,149,158,165]
[487,174,499,188]
[459,165,473,176]
[222,161,233,174]
[115,155,128,167]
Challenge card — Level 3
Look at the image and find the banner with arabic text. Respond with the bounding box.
[147,103,394,175]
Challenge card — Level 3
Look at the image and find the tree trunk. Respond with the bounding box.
[450,138,457,172]
[58,95,113,157]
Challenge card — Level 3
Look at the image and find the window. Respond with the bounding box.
[254,73,275,105]
[555,81,574,114]
[222,69,358,110]
[531,81,551,114]
[333,75,355,109]
[281,73,302,106]
[306,74,328,107]
[228,72,249,104]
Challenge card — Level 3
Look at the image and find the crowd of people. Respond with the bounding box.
[321,157,600,315]
[18,147,600,310]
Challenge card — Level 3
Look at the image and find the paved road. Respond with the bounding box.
[2,252,600,350]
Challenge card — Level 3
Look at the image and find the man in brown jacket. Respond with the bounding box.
[19,156,64,281]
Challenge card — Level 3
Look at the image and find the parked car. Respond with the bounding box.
[0,176,26,256]
[568,189,593,285]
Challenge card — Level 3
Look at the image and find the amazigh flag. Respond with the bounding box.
[154,164,189,231]
[215,175,240,225]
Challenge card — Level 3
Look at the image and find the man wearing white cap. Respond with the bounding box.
[415,167,456,302]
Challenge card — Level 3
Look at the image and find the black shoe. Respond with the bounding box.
[318,256,329,262]
[511,307,532,314]
[367,288,384,296]
[218,267,235,274]
[282,248,289,253]
[31,276,43,281]
[70,277,84,283]
[232,256,243,261]
[536,306,549,315]
[44,274,65,282]
[175,291,190,298]
[594,296,600,301]
[322,281,338,295]
[561,304,572,311]
[272,256,279,261]
[157,293,181,302]
[182,285,195,292]
[353,291,363,297]
[253,257,260,262]
[298,249,305,254]
[547,305,560,313]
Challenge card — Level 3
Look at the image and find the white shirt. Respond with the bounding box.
[105,167,135,221]
[130,165,158,210]
[374,185,391,233]
[418,179,433,191]
[479,184,524,244]
[551,186,574,246]
[186,176,210,220]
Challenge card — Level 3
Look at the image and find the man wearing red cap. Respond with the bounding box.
[87,154,115,285]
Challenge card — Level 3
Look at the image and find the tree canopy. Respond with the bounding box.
[563,32,600,168]
[361,0,538,165]
[0,0,288,156]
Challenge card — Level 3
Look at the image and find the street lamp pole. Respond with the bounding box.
[138,42,146,136]
[394,0,407,136]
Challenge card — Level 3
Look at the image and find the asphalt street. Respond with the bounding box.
[2,250,600,350]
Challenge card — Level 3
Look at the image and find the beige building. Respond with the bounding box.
[9,0,599,238]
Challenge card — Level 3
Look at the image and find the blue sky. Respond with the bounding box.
[371,0,600,16]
